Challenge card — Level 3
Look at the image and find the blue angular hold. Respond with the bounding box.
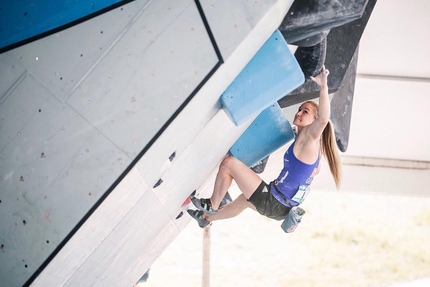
[221,29,304,126]
[229,103,295,167]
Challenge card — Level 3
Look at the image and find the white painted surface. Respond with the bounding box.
[357,0,430,78]
[345,76,430,161]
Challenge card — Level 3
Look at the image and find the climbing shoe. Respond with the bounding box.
[187,209,210,228]
[191,197,217,215]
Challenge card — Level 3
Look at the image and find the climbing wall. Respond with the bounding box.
[0,0,218,285]
[0,0,295,286]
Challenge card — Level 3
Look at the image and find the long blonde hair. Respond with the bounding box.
[304,101,342,189]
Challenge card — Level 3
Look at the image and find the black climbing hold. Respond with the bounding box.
[153,178,163,188]
[250,156,270,174]
[294,36,327,81]
[175,211,184,219]
[169,151,176,162]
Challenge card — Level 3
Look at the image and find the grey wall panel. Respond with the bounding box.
[6,1,151,103]
[0,71,130,286]
[0,0,217,285]
[0,73,90,195]
[0,55,26,103]
[0,72,87,285]
[67,0,217,158]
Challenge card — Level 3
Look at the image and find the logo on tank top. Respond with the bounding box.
[277,171,289,184]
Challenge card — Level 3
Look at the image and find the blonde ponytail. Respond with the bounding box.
[321,120,342,188]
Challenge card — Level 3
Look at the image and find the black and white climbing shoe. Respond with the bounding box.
[187,209,211,228]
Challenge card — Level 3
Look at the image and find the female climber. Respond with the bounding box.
[188,66,342,228]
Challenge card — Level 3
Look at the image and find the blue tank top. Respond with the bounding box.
[270,141,320,206]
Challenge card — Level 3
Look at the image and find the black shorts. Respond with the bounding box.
[248,181,291,221]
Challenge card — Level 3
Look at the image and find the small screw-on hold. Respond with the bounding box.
[175,211,184,219]
[153,178,163,188]
[20,176,24,182]
[169,151,176,162]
